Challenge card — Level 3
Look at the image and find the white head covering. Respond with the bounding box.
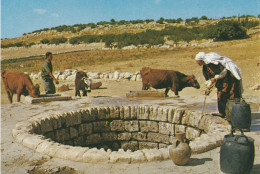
[195,52,242,80]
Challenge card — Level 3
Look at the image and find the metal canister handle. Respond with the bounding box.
[231,128,248,142]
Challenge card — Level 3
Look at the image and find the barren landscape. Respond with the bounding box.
[1,29,260,173]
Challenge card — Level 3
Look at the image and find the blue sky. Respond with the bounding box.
[1,0,260,39]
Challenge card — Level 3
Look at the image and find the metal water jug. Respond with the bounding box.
[231,99,251,130]
[225,98,240,122]
[220,129,255,174]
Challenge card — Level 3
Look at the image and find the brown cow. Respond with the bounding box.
[1,70,40,103]
[140,67,200,97]
[75,71,92,97]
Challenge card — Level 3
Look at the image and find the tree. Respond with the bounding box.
[200,16,208,20]
[156,17,165,24]
[205,20,247,41]
[110,19,116,25]
[176,18,183,23]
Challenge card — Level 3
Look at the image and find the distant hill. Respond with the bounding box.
[1,16,260,49]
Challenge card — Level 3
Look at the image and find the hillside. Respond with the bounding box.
[2,17,260,61]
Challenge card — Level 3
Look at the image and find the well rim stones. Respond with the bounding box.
[12,105,231,163]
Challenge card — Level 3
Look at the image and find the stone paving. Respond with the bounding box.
[1,94,260,174]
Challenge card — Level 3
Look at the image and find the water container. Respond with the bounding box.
[225,98,240,122]
[220,129,255,174]
[231,99,251,130]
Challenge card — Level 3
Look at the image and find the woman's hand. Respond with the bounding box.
[210,78,216,83]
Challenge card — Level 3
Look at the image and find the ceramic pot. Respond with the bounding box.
[169,131,191,166]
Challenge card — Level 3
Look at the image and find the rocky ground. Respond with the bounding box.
[1,31,260,174]
[1,78,260,174]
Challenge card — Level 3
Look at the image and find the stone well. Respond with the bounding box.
[12,105,231,163]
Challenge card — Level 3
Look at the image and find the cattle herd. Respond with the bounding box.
[1,67,201,103]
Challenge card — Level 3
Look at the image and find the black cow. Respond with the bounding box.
[75,71,92,97]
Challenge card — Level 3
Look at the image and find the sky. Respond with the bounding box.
[1,0,260,39]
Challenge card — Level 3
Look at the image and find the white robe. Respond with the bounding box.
[195,52,243,93]
[196,52,242,80]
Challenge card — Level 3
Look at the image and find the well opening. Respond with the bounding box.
[31,106,203,152]
[14,105,230,163]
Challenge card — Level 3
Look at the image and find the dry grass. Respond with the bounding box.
[1,32,260,104]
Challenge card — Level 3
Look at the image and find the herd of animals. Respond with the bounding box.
[1,67,200,104]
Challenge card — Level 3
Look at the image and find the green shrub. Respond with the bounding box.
[40,39,50,44]
[50,37,68,45]
[205,20,247,41]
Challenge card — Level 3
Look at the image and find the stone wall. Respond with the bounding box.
[12,105,231,163]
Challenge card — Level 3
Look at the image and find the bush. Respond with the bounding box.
[40,39,50,44]
[205,20,247,41]
[50,37,68,45]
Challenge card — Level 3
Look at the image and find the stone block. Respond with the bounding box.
[159,143,168,149]
[159,147,170,160]
[187,111,203,128]
[125,121,139,132]
[89,108,98,121]
[65,111,82,127]
[167,108,175,123]
[139,121,158,133]
[110,150,131,163]
[93,121,110,133]
[101,132,118,142]
[35,141,60,157]
[22,134,44,150]
[130,106,138,119]
[44,131,55,140]
[172,109,184,124]
[186,127,201,140]
[81,109,91,122]
[147,133,169,144]
[51,114,63,130]
[97,107,108,120]
[70,127,79,139]
[126,90,164,97]
[123,106,131,120]
[117,132,131,141]
[149,106,158,121]
[40,117,53,134]
[159,122,174,135]
[121,141,138,151]
[181,110,192,125]
[109,106,120,119]
[82,148,110,163]
[174,124,186,135]
[119,106,124,119]
[142,149,163,161]
[25,94,72,104]
[78,123,93,135]
[157,108,168,122]
[55,128,70,142]
[137,106,150,120]
[131,132,147,141]
[86,133,101,145]
[74,136,86,147]
[110,120,125,132]
[130,150,146,163]
[30,121,42,134]
[55,146,88,162]
[139,142,158,149]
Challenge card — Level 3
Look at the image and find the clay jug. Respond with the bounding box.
[169,131,191,166]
